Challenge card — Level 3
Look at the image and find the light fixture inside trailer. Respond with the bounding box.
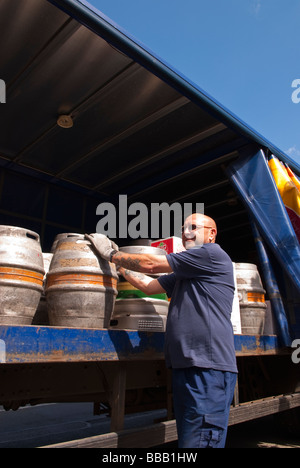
[57,114,73,128]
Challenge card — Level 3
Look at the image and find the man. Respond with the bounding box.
[85,213,238,448]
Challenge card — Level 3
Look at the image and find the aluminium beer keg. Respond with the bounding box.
[50,232,80,253]
[118,245,167,256]
[111,297,169,332]
[110,245,169,332]
[235,263,267,335]
[46,234,118,328]
[0,225,44,325]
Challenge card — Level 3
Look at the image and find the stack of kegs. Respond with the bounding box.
[0,226,268,335]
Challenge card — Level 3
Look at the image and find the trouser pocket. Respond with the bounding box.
[198,413,227,448]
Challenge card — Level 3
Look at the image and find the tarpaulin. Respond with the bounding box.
[251,223,292,346]
[226,149,300,340]
[227,149,300,290]
[268,155,300,243]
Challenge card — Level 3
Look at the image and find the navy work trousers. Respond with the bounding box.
[172,367,237,448]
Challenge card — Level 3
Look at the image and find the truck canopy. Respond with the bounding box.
[0,0,299,343]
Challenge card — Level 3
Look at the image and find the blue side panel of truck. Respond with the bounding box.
[0,326,279,364]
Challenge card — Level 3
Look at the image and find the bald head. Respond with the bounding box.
[182,213,217,249]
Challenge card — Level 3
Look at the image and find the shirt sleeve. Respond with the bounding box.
[157,273,177,298]
[166,246,214,279]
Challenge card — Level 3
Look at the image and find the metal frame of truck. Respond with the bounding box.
[0,0,299,447]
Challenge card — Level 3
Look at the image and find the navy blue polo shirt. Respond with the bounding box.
[158,243,238,373]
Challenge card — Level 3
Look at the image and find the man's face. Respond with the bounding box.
[182,214,212,249]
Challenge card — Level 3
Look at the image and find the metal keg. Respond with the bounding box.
[110,245,169,332]
[0,225,44,325]
[50,232,81,253]
[118,245,166,255]
[235,263,267,335]
[46,234,118,328]
[32,253,53,325]
[111,297,169,332]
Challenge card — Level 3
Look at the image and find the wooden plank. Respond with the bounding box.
[228,392,300,426]
[41,419,178,448]
[41,392,300,448]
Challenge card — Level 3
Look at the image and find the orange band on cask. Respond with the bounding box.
[0,266,44,286]
[247,292,265,303]
[46,272,117,289]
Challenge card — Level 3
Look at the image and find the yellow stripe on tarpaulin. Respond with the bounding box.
[285,164,300,192]
[268,155,300,241]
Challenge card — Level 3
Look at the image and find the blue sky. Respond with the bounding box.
[88,0,300,168]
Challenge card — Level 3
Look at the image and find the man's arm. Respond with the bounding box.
[84,233,171,295]
[85,232,172,274]
[118,267,167,296]
[111,251,172,275]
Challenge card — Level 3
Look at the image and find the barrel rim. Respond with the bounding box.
[0,225,40,242]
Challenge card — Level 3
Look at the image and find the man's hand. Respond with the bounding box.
[85,233,118,262]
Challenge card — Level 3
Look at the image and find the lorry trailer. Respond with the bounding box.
[0,0,299,448]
